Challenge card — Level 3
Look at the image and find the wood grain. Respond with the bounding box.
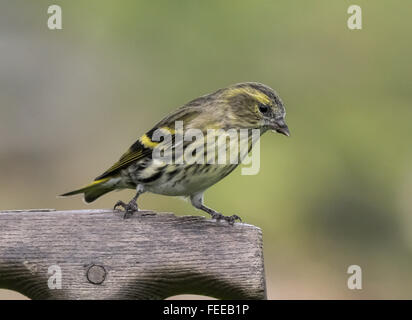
[0,209,266,300]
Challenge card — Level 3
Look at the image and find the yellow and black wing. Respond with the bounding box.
[94,133,157,180]
[94,106,201,180]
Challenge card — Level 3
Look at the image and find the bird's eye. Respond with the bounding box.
[258,104,269,114]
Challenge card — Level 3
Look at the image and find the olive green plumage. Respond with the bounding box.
[60,82,289,223]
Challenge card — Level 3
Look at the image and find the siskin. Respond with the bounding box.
[60,82,289,223]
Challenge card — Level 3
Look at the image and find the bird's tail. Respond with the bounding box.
[59,178,114,203]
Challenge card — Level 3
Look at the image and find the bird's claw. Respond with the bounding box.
[210,212,242,225]
[114,200,138,219]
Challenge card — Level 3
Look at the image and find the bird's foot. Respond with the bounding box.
[210,212,242,225]
[114,200,138,219]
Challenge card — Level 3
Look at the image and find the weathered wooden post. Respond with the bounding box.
[0,209,266,299]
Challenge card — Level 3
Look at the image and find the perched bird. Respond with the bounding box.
[60,82,289,223]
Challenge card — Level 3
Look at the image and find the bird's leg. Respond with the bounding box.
[114,184,145,219]
[190,192,242,225]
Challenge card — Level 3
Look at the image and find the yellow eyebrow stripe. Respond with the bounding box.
[226,87,271,105]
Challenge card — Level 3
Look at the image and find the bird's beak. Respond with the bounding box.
[270,119,290,137]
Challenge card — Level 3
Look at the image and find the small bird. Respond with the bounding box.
[60,82,289,223]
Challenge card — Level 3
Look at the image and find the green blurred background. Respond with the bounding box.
[1,0,412,299]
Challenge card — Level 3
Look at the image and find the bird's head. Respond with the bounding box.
[222,82,290,136]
